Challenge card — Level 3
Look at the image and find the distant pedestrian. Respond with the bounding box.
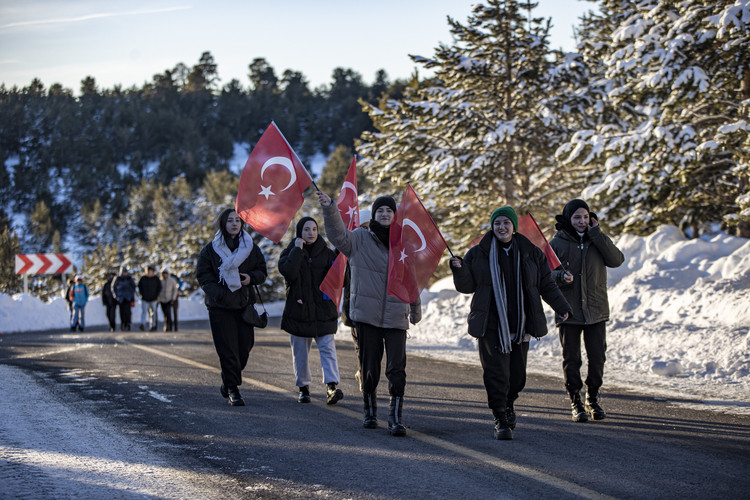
[113,266,136,331]
[64,278,75,325]
[138,265,162,331]
[450,206,571,440]
[158,268,178,332]
[70,276,89,332]
[197,208,267,407]
[101,271,118,332]
[550,199,624,422]
[318,192,421,437]
[278,217,344,405]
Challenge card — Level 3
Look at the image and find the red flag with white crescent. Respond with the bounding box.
[319,157,359,308]
[517,213,562,270]
[387,184,447,303]
[235,122,313,243]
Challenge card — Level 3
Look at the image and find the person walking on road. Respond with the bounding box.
[318,192,421,437]
[450,206,571,440]
[279,217,344,405]
[70,275,89,332]
[158,268,178,332]
[138,266,161,331]
[113,267,136,331]
[101,271,118,332]
[550,199,624,422]
[197,208,267,407]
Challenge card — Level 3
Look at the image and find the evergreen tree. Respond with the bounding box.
[358,0,571,247]
[0,223,22,295]
[556,0,750,237]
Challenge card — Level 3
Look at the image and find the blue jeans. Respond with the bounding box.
[71,304,85,328]
[290,334,340,388]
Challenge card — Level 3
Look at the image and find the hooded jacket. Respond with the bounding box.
[550,223,624,325]
[278,235,339,337]
[322,203,421,330]
[452,231,571,339]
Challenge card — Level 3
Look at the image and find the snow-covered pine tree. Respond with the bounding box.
[557,0,750,237]
[357,0,577,248]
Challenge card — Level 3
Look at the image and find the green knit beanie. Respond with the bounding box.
[490,206,518,232]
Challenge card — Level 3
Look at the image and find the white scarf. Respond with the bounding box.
[211,229,253,292]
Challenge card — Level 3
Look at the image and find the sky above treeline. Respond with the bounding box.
[0,0,597,93]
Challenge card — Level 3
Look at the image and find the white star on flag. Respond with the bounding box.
[258,185,275,200]
[399,248,408,262]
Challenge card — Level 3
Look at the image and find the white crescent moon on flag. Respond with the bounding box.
[402,218,427,252]
[340,181,358,198]
[260,156,296,192]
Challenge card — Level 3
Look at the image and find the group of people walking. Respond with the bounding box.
[100,266,180,332]
[197,193,623,440]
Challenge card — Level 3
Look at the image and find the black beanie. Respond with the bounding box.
[562,199,590,221]
[295,216,317,238]
[371,196,397,217]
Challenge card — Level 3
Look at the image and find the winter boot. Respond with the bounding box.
[506,401,517,430]
[492,409,513,440]
[362,392,378,429]
[585,391,606,420]
[326,382,344,405]
[569,392,589,422]
[387,396,406,437]
[298,385,311,403]
[228,386,245,406]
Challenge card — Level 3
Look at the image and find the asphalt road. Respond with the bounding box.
[1,319,749,499]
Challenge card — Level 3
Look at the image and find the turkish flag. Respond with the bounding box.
[319,157,359,308]
[235,122,313,243]
[387,184,447,303]
[517,213,561,270]
[336,157,359,230]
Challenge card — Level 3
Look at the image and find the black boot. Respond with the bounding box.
[298,385,311,403]
[228,386,245,406]
[506,401,517,430]
[585,391,606,420]
[492,409,513,440]
[387,396,406,437]
[326,382,344,405]
[569,392,588,422]
[362,392,377,429]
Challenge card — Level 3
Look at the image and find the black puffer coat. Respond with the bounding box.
[550,224,624,325]
[278,236,339,337]
[452,231,571,339]
[196,240,267,310]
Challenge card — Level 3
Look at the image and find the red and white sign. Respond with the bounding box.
[15,253,73,275]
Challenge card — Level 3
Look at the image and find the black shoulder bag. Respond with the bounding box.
[242,284,268,328]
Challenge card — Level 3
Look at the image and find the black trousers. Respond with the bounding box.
[172,298,179,330]
[105,303,117,330]
[477,335,529,413]
[559,321,607,395]
[160,302,174,330]
[209,307,254,388]
[350,326,360,369]
[119,301,132,327]
[356,322,406,397]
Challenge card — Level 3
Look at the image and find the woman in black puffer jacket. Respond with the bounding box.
[197,208,267,407]
[279,217,343,405]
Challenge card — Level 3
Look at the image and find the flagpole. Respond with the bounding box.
[408,184,455,258]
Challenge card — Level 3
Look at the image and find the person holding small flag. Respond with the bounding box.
[450,206,571,440]
[550,199,624,423]
[279,216,344,405]
[317,191,421,437]
[197,208,268,407]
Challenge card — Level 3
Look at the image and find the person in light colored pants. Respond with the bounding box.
[290,334,340,388]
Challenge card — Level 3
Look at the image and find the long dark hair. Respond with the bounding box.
[215,208,246,249]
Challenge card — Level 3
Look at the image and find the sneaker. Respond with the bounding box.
[326,383,344,405]
[298,386,311,404]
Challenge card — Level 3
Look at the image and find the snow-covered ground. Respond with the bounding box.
[2,225,749,414]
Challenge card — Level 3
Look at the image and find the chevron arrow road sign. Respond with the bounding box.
[15,253,73,274]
